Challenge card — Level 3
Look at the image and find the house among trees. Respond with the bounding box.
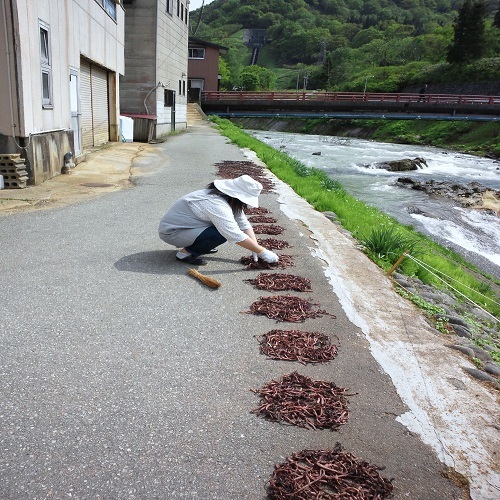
[0,0,125,185]
[188,37,228,102]
[120,0,190,141]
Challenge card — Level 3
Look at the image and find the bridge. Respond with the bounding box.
[201,91,500,122]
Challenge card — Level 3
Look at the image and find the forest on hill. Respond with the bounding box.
[190,0,500,92]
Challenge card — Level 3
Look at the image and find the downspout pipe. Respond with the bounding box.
[2,0,17,142]
[144,81,165,115]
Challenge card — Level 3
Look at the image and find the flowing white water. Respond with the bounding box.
[249,130,500,276]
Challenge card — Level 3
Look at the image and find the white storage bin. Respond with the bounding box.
[120,116,134,142]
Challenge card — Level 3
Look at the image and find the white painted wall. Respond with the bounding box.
[0,0,124,139]
[156,0,189,131]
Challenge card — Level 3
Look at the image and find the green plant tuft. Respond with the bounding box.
[360,225,419,263]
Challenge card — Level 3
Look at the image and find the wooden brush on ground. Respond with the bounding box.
[187,268,222,289]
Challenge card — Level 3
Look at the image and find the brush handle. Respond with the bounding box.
[187,268,222,288]
[188,268,204,279]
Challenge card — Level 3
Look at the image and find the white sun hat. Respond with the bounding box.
[214,175,263,208]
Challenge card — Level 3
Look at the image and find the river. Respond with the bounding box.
[248,130,500,278]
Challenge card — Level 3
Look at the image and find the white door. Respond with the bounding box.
[69,69,81,155]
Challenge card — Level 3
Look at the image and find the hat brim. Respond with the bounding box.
[214,179,260,207]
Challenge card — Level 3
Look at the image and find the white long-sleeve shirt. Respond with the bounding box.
[158,189,251,248]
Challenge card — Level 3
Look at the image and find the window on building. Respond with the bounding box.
[166,0,173,14]
[188,48,205,59]
[180,2,184,21]
[95,0,117,20]
[39,22,52,108]
[184,6,188,24]
[177,0,180,16]
[103,0,116,19]
[178,80,182,95]
[182,80,186,96]
[164,89,175,107]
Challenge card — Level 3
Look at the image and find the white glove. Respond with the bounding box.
[259,248,279,264]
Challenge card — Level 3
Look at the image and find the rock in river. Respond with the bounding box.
[364,157,427,172]
[396,178,500,212]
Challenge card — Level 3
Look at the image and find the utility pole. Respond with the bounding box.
[364,75,374,94]
[191,0,205,35]
[318,38,327,65]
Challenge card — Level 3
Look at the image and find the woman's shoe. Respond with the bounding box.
[176,254,208,265]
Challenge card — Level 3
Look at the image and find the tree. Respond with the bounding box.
[240,66,277,90]
[352,27,383,48]
[494,6,500,29]
[218,57,231,90]
[447,0,488,63]
[412,32,451,63]
[240,70,260,91]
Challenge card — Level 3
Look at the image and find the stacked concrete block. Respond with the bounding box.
[0,154,28,188]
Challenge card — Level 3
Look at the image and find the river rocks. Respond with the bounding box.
[467,308,496,323]
[447,339,499,383]
[406,206,438,218]
[447,377,467,390]
[364,157,427,172]
[390,272,499,383]
[479,342,496,352]
[448,344,476,357]
[434,315,470,328]
[396,178,500,213]
[421,292,457,308]
[469,346,494,364]
[452,325,473,339]
[322,211,337,221]
[463,367,497,383]
[484,363,500,376]
[394,277,410,288]
[312,151,322,156]
[449,342,495,364]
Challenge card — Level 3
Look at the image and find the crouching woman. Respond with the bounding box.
[158,175,279,266]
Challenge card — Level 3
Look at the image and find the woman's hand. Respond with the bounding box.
[259,248,279,263]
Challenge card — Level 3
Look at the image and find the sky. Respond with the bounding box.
[189,0,216,11]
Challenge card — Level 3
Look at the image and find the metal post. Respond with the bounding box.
[364,75,374,95]
[386,250,409,277]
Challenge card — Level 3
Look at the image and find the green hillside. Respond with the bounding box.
[190,0,500,91]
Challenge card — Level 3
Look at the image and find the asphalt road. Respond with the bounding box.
[0,123,468,498]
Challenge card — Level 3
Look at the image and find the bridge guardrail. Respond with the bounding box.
[202,91,500,106]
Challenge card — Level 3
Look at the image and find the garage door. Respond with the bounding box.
[80,60,93,150]
[80,58,109,149]
[91,65,109,146]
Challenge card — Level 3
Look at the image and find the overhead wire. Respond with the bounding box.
[405,253,499,323]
